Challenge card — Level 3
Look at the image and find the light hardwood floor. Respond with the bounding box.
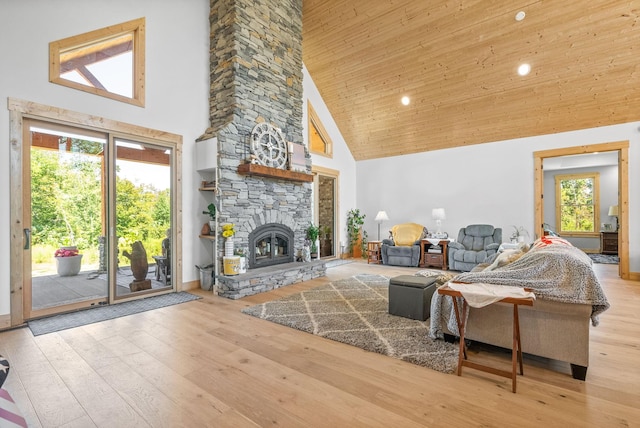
[0,261,638,427]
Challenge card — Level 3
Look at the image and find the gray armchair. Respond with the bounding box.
[448,224,502,271]
[381,223,427,267]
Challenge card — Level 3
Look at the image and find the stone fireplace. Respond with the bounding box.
[200,0,326,298]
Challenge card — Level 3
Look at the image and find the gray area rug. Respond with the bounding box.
[242,274,459,374]
[28,292,201,336]
[588,253,619,264]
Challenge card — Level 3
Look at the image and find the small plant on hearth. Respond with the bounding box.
[306,223,320,254]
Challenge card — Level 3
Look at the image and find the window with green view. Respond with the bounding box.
[555,172,600,235]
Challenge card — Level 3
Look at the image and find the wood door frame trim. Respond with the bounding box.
[533,141,629,279]
[9,109,25,326]
[8,98,183,326]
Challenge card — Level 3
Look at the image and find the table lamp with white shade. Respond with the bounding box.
[608,205,619,231]
[432,208,446,237]
[374,210,389,241]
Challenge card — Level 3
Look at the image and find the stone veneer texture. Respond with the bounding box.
[205,0,313,296]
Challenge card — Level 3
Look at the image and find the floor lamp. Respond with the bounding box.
[375,211,389,241]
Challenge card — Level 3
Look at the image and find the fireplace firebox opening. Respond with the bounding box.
[248,223,294,269]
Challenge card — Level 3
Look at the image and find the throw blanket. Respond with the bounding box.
[429,236,610,338]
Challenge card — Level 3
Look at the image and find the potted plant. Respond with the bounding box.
[202,203,217,234]
[306,223,320,258]
[234,248,247,273]
[54,246,83,276]
[347,209,368,258]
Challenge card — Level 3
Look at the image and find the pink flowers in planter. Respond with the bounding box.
[54,246,83,276]
[54,247,80,258]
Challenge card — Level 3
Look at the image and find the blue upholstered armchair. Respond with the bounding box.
[448,224,502,271]
[381,223,427,267]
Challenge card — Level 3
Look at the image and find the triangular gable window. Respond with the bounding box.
[49,18,145,106]
[308,102,333,158]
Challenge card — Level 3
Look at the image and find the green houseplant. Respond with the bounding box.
[202,203,216,234]
[347,209,367,258]
[306,223,320,256]
[202,203,216,220]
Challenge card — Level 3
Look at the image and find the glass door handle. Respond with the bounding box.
[24,228,31,249]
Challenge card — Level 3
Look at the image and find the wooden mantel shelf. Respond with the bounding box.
[237,163,313,183]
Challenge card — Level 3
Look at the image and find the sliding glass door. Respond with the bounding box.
[22,120,175,319]
[113,137,173,298]
[25,120,109,318]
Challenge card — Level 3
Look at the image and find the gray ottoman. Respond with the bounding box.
[389,275,438,321]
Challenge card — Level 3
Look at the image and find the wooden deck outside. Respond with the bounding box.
[31,265,168,311]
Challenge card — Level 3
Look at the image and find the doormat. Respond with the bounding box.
[242,274,459,374]
[28,292,201,336]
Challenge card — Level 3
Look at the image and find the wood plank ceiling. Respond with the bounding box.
[302,1,640,161]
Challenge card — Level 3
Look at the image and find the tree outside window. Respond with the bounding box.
[555,173,600,235]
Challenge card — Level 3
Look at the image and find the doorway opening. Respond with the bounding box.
[534,141,629,279]
[313,166,339,259]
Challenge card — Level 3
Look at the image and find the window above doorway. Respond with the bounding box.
[49,18,145,106]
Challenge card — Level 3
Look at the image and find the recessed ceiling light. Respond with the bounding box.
[401,96,410,106]
[518,63,531,76]
[515,11,526,21]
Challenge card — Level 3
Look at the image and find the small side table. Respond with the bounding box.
[367,241,382,264]
[437,284,534,393]
[600,231,618,255]
[420,239,449,270]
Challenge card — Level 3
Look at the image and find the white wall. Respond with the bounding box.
[357,123,640,272]
[303,66,357,255]
[0,0,210,316]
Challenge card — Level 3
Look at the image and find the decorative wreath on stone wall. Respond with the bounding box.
[250,123,288,169]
